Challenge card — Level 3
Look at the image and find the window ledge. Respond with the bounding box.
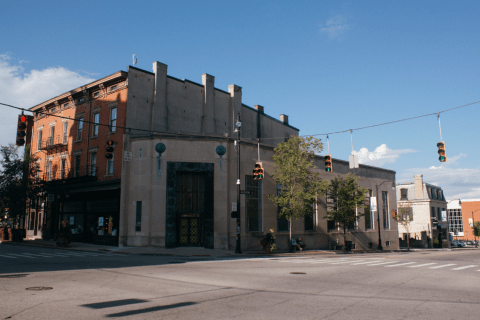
[74,139,82,143]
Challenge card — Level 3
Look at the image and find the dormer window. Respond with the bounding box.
[110,85,117,91]
[93,92,99,98]
[64,103,69,108]
[400,188,408,200]
[51,108,56,113]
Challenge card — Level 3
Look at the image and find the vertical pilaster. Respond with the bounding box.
[202,74,215,134]
[152,61,168,132]
[228,84,242,136]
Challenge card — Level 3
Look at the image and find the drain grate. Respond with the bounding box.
[290,272,306,275]
[26,287,53,291]
[0,274,28,278]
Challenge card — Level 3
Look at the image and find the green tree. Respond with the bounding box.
[268,136,329,249]
[325,173,368,250]
[473,221,480,238]
[394,204,413,251]
[0,143,42,227]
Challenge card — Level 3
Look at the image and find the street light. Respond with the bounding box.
[375,180,395,250]
[235,113,242,254]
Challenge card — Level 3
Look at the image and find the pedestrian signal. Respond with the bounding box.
[105,140,114,159]
[253,162,264,180]
[437,141,447,162]
[325,154,332,172]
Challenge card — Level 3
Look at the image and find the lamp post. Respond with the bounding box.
[235,113,242,254]
[375,180,395,250]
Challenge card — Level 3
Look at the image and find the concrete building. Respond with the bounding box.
[27,60,399,251]
[396,175,447,248]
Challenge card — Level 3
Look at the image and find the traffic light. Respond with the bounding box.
[16,115,27,146]
[325,154,332,172]
[105,140,114,159]
[253,162,264,180]
[437,141,447,162]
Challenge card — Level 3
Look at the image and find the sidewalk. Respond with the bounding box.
[1,239,409,257]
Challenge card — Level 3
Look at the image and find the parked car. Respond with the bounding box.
[452,240,465,248]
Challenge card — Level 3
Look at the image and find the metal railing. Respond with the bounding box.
[39,136,67,150]
[44,165,99,183]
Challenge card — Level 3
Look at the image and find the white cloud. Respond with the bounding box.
[398,154,480,200]
[0,54,95,147]
[353,144,416,167]
[320,15,352,39]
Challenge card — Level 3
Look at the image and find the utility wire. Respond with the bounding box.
[2,99,479,141]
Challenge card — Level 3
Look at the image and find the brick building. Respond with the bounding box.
[447,199,480,241]
[26,60,399,251]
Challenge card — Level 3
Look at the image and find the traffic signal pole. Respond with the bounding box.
[235,114,242,254]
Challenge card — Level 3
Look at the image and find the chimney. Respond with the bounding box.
[254,105,264,113]
[280,114,288,125]
[414,175,424,199]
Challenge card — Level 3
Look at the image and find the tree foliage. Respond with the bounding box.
[325,173,368,250]
[394,204,413,250]
[268,136,329,244]
[473,221,480,238]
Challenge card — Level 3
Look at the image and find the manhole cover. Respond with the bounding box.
[290,272,306,275]
[0,274,28,278]
[26,287,53,291]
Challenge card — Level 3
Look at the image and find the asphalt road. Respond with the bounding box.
[1,244,479,320]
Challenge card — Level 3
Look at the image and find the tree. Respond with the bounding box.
[0,143,42,227]
[325,173,368,250]
[473,222,480,238]
[268,136,329,249]
[394,204,413,251]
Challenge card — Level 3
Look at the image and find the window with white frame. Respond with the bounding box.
[364,189,373,229]
[60,158,66,179]
[245,175,262,232]
[74,155,81,177]
[110,108,117,132]
[77,117,83,140]
[47,160,52,181]
[63,122,68,144]
[92,113,99,136]
[49,125,55,146]
[90,152,97,176]
[107,151,114,175]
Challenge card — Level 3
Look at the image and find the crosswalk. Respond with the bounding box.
[0,251,115,259]
[268,257,480,272]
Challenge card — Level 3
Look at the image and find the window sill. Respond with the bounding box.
[74,140,82,143]
[90,135,98,140]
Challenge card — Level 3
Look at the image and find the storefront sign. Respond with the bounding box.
[98,217,104,227]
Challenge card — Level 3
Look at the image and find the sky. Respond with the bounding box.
[1,0,480,200]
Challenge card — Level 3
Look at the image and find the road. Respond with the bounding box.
[1,244,479,320]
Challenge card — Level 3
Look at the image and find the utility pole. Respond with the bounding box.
[235,113,242,254]
[375,184,383,250]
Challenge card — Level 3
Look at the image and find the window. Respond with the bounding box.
[327,191,337,231]
[62,122,68,144]
[64,103,69,108]
[364,189,373,229]
[37,129,42,150]
[305,201,315,231]
[107,151,114,175]
[92,113,99,136]
[448,208,464,234]
[77,117,83,140]
[74,155,81,177]
[110,108,117,132]
[78,97,85,103]
[90,152,97,176]
[400,188,408,200]
[327,220,337,231]
[431,207,436,218]
[245,175,262,232]
[47,161,52,181]
[110,85,117,91]
[49,125,55,146]
[382,191,389,229]
[347,209,356,230]
[437,207,441,221]
[136,201,142,232]
[60,158,66,179]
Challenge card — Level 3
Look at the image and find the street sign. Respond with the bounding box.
[232,202,237,212]
[240,190,253,195]
[231,211,240,219]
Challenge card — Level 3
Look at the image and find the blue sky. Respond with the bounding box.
[1,1,480,200]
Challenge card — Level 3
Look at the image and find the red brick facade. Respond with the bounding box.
[461,200,480,241]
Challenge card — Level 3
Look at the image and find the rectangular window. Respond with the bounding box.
[60,158,66,179]
[382,191,389,229]
[74,155,81,177]
[63,122,68,144]
[400,188,408,200]
[437,207,441,221]
[77,117,83,140]
[49,126,55,146]
[305,202,315,231]
[327,220,337,231]
[47,161,52,181]
[431,207,436,218]
[347,209,356,230]
[110,108,117,132]
[136,201,142,232]
[78,97,85,103]
[93,91,99,98]
[64,103,69,108]
[110,85,117,91]
[37,129,42,150]
[92,113,99,136]
[107,152,114,175]
[245,175,262,232]
[90,152,97,176]
[364,189,373,229]
[276,184,289,232]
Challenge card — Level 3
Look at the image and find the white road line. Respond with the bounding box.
[38,253,70,257]
[430,264,456,269]
[452,265,478,270]
[329,260,366,265]
[0,254,18,258]
[5,253,36,258]
[21,253,53,257]
[385,262,416,267]
[352,260,384,265]
[366,261,398,266]
[408,263,437,268]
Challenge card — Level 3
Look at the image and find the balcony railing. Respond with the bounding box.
[44,165,99,183]
[39,136,67,150]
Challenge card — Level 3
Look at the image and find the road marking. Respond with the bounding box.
[429,264,456,269]
[0,254,18,258]
[330,260,366,265]
[352,260,384,265]
[408,263,437,268]
[385,262,416,267]
[5,253,36,258]
[21,253,53,257]
[366,261,399,266]
[451,265,478,270]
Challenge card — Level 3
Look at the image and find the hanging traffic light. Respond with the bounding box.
[253,162,264,180]
[16,115,27,146]
[437,141,447,162]
[105,140,114,159]
[325,154,333,172]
